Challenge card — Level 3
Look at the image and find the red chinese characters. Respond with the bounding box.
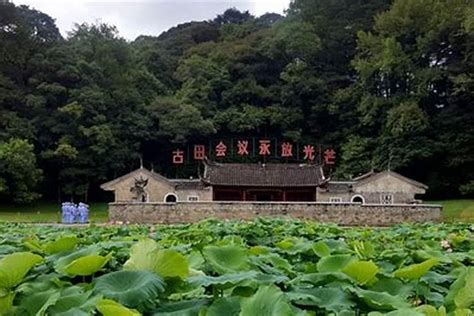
[215,141,227,157]
[303,145,315,161]
[193,145,205,160]
[171,139,335,165]
[259,140,271,156]
[237,140,249,156]
[281,142,293,157]
[172,149,184,164]
[324,148,336,165]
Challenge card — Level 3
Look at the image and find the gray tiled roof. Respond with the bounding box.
[325,181,353,193]
[203,162,326,187]
[170,179,206,190]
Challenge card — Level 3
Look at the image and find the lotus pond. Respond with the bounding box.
[0,220,473,315]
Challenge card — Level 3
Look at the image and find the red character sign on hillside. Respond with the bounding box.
[303,145,315,161]
[259,140,271,156]
[237,140,249,156]
[215,141,227,157]
[193,145,205,160]
[281,142,293,157]
[171,138,336,165]
[172,149,184,164]
[324,148,336,165]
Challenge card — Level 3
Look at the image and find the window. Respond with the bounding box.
[164,193,178,203]
[187,195,199,202]
[351,195,365,204]
[380,193,393,205]
[329,197,342,203]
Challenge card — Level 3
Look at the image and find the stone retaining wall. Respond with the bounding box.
[108,202,441,226]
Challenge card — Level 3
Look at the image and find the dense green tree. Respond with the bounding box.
[0,1,473,202]
[352,0,473,196]
[0,139,42,203]
[214,8,252,25]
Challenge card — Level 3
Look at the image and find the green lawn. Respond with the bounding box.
[0,201,108,223]
[427,199,474,223]
[0,200,472,223]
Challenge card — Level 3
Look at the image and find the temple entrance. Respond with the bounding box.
[255,193,272,201]
[212,186,316,202]
[247,190,282,201]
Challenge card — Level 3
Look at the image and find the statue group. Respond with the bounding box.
[61,202,89,224]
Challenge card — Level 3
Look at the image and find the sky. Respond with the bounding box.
[13,0,291,40]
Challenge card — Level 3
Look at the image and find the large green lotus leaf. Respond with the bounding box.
[394,258,438,280]
[54,245,100,274]
[123,239,158,271]
[415,305,446,316]
[351,241,376,259]
[203,245,249,274]
[18,288,61,316]
[55,308,95,316]
[43,235,78,254]
[52,294,101,316]
[415,249,452,264]
[0,289,14,313]
[248,246,271,256]
[150,299,208,316]
[290,272,352,286]
[378,309,425,316]
[445,267,474,309]
[154,249,189,279]
[351,288,411,310]
[188,251,205,269]
[287,287,355,312]
[259,253,293,273]
[325,239,351,253]
[286,290,322,306]
[23,236,43,253]
[452,308,473,316]
[240,285,293,316]
[313,241,331,257]
[124,239,189,279]
[369,277,414,299]
[188,271,259,288]
[47,286,95,314]
[15,272,67,297]
[275,237,312,254]
[96,298,141,316]
[93,270,164,311]
[64,253,112,276]
[207,297,241,316]
[317,254,355,272]
[342,260,379,285]
[0,252,43,288]
[421,271,456,287]
[274,238,294,250]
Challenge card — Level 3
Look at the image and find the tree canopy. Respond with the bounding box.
[0,0,472,203]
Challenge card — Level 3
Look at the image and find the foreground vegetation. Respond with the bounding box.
[0,220,472,314]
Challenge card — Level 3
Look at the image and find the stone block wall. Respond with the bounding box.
[108,202,441,226]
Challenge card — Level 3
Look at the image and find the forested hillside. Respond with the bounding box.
[0,0,473,203]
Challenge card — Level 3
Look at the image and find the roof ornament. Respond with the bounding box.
[388,149,392,171]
